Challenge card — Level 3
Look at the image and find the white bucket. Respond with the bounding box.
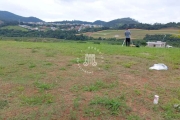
[153,95,159,104]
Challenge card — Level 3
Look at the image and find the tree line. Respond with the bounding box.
[1,20,180,31]
[3,28,123,42]
[0,28,149,47]
[0,21,18,27]
[0,29,89,40]
[80,22,180,33]
[80,27,110,33]
[0,29,124,41]
[115,22,180,30]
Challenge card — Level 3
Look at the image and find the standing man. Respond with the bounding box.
[124,28,131,46]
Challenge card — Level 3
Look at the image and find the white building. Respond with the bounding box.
[146,41,166,47]
[51,27,57,31]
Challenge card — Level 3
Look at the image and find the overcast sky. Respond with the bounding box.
[0,0,179,24]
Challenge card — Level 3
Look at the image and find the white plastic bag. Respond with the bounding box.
[149,63,168,70]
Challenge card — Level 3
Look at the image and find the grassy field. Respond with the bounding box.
[0,40,180,120]
[0,26,28,31]
[84,29,180,40]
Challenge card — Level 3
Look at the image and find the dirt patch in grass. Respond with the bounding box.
[0,83,16,94]
[2,106,39,118]
[23,87,39,96]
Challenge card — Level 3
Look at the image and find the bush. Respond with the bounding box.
[94,41,101,44]
[77,41,87,43]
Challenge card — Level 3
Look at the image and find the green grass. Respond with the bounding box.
[59,67,66,70]
[21,94,54,105]
[70,85,80,92]
[16,86,25,92]
[1,25,28,31]
[122,61,137,68]
[84,107,102,117]
[161,99,180,119]
[29,63,36,68]
[44,62,53,66]
[83,80,117,92]
[31,48,38,53]
[90,96,130,115]
[127,114,141,120]
[134,89,142,96]
[0,40,179,66]
[69,109,78,120]
[0,40,180,119]
[0,100,8,109]
[103,64,112,70]
[33,81,54,91]
[73,97,81,110]
[45,51,57,57]
[70,81,117,92]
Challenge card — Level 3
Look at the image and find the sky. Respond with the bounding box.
[0,0,180,24]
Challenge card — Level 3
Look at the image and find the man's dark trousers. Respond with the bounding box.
[126,38,130,46]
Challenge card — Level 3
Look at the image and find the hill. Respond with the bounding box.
[0,11,44,22]
[52,18,139,27]
[93,20,106,25]
[104,18,139,27]
[52,20,92,25]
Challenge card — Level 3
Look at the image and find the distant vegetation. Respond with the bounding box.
[81,22,180,31]
[0,29,90,40]
[104,18,139,27]
[84,29,179,39]
[51,18,180,30]
[49,18,138,27]
[0,28,180,47]
[1,25,28,31]
[118,22,180,30]
[0,21,18,27]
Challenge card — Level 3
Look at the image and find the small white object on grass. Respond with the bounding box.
[149,63,168,70]
[166,45,173,48]
[153,95,159,104]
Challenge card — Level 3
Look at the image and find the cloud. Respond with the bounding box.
[0,0,179,23]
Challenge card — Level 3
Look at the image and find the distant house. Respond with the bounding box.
[78,26,83,32]
[70,26,74,30]
[50,27,57,31]
[146,41,166,47]
[31,27,39,30]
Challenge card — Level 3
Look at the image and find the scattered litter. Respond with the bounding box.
[174,104,180,108]
[149,63,168,70]
[153,95,159,104]
[174,104,180,111]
